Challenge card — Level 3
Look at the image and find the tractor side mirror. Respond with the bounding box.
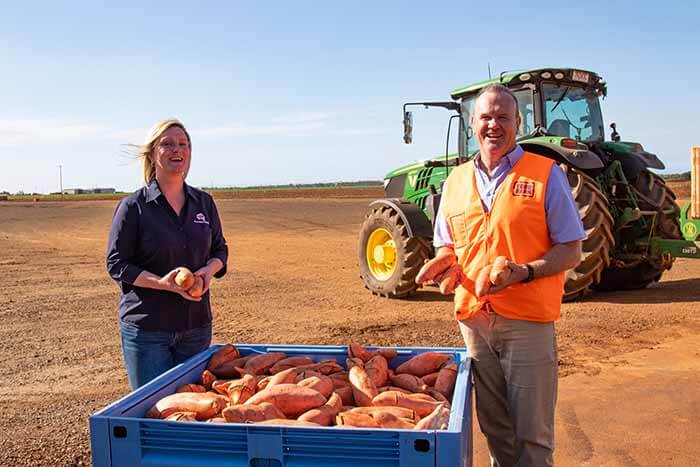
[403,111,413,144]
[610,122,621,142]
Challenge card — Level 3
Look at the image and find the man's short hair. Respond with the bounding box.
[476,84,519,109]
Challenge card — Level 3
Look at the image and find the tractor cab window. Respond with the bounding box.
[543,83,604,142]
[461,89,534,156]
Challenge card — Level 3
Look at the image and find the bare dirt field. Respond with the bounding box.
[0,191,698,466]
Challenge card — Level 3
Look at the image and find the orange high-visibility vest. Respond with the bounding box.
[441,151,565,322]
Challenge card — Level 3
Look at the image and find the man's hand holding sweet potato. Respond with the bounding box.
[415,247,465,295]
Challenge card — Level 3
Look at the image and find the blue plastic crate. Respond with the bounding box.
[90,344,472,467]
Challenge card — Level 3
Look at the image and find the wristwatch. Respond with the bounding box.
[522,264,535,283]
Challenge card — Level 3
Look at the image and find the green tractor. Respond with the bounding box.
[358,67,700,301]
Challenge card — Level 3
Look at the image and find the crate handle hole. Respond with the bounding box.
[414,439,431,452]
[113,426,128,438]
[250,459,282,467]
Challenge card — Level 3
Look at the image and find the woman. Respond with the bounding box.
[106,119,228,389]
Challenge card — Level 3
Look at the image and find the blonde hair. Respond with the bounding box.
[135,119,191,185]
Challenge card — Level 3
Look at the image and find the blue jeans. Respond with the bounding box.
[119,321,212,390]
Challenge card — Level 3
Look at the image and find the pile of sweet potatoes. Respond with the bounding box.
[145,343,458,430]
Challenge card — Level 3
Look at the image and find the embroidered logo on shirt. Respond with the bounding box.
[513,181,535,198]
[194,212,209,224]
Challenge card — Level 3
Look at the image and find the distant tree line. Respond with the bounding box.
[202,180,383,191]
[662,172,691,181]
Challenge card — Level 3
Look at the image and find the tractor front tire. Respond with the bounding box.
[358,205,432,298]
[561,164,616,301]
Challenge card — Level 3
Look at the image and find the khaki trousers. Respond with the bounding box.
[460,307,557,467]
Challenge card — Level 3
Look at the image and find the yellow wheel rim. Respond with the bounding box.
[366,227,397,281]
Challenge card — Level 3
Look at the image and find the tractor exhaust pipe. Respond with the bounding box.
[692,146,700,219]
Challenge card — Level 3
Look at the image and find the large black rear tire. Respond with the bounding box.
[560,164,616,301]
[596,169,681,291]
[358,205,432,298]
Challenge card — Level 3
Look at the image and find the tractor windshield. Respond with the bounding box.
[542,83,604,142]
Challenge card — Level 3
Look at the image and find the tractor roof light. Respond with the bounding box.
[541,71,552,79]
[561,138,578,149]
[519,73,531,81]
[554,72,565,80]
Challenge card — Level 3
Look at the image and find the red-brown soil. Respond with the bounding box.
[0,192,698,466]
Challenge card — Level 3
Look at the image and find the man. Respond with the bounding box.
[417,84,585,466]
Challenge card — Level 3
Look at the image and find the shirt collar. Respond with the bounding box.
[145,179,200,203]
[474,144,524,171]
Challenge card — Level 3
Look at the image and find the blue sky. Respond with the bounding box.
[1,1,698,193]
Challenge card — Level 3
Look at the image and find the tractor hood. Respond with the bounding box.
[384,155,459,180]
[600,141,665,170]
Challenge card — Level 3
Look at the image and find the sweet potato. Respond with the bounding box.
[328,371,349,381]
[489,256,512,287]
[370,411,415,429]
[294,360,343,375]
[414,404,451,430]
[207,344,240,371]
[348,406,418,422]
[348,342,372,362]
[349,365,378,407]
[421,372,440,386]
[325,392,343,411]
[434,362,458,400]
[395,352,451,377]
[346,357,364,370]
[415,253,454,285]
[297,393,342,426]
[256,419,321,427]
[295,370,322,382]
[228,374,257,405]
[222,402,285,423]
[439,263,464,294]
[146,392,228,421]
[365,355,389,388]
[368,348,398,361]
[371,391,444,418]
[269,357,314,374]
[164,411,197,421]
[331,378,352,390]
[200,370,217,390]
[475,264,493,297]
[260,367,299,391]
[188,275,205,298]
[244,384,327,418]
[211,379,235,395]
[243,352,288,375]
[174,267,195,289]
[426,389,449,404]
[378,385,412,394]
[206,417,227,423]
[389,374,429,393]
[176,384,206,394]
[208,355,254,378]
[297,375,334,398]
[334,386,355,406]
[335,412,380,428]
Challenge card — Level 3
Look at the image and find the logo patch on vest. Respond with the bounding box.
[513,181,535,198]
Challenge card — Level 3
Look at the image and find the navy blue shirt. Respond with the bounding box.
[106,180,228,331]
